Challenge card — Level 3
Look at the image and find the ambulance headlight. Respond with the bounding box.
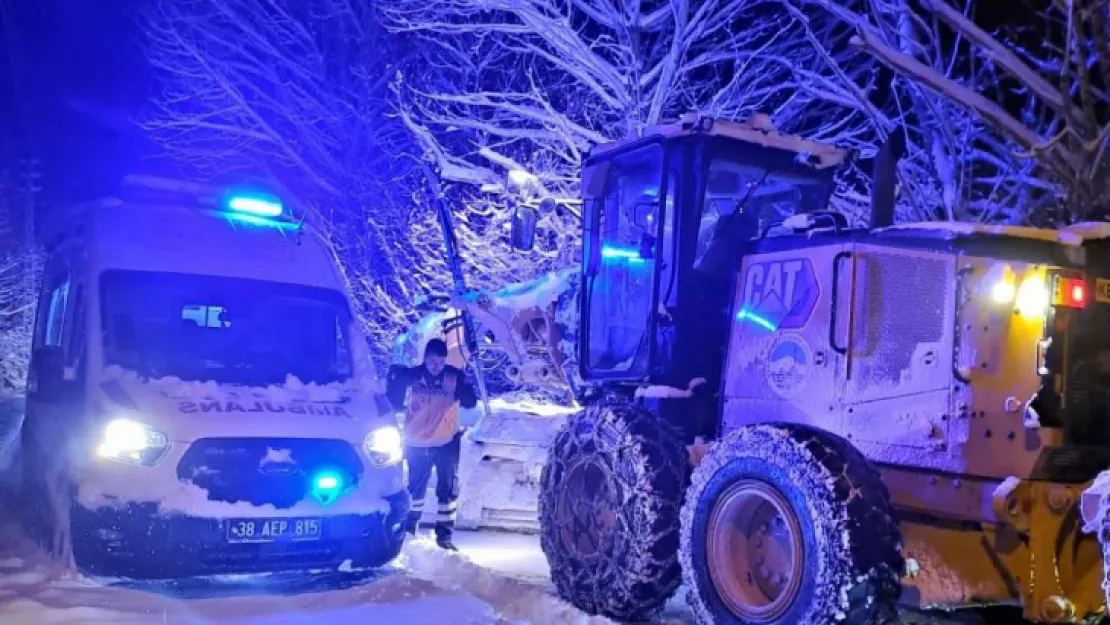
[95,419,170,466]
[364,426,403,467]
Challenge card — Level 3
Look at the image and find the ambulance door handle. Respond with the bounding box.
[829,251,852,355]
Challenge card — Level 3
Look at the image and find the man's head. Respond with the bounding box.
[423,339,449,376]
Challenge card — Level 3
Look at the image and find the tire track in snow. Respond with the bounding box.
[401,536,616,625]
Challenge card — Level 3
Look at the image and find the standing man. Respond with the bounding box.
[387,338,477,551]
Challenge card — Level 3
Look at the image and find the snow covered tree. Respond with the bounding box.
[382,0,894,270]
[0,165,41,395]
[384,0,1053,233]
[832,0,1054,223]
[808,0,1110,224]
[140,0,447,354]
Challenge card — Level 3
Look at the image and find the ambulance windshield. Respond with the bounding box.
[100,270,354,386]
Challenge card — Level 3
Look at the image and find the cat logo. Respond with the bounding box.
[740,258,820,330]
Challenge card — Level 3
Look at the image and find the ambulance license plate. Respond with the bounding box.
[226,518,321,543]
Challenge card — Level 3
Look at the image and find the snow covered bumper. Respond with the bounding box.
[71,489,411,577]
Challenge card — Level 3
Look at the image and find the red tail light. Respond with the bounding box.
[1053,276,1087,308]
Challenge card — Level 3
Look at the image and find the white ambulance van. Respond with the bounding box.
[20,176,409,577]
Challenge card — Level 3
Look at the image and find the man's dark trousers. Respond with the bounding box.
[404,431,462,540]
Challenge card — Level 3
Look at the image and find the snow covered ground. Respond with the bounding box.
[0,519,617,625]
[0,397,1021,625]
[0,521,1014,625]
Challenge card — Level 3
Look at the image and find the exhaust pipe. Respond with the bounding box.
[869,130,906,229]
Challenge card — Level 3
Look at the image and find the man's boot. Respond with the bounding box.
[435,527,458,551]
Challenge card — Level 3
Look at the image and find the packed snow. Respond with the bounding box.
[0,517,616,625]
[878,221,1110,246]
[0,395,1040,625]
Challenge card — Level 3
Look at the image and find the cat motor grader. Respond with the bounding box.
[508,112,1110,624]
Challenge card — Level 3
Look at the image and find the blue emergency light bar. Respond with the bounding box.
[117,176,301,232]
[227,194,284,217]
[217,191,300,232]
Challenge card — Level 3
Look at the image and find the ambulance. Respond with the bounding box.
[19,176,409,577]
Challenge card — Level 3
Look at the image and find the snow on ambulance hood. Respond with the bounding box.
[97,366,387,441]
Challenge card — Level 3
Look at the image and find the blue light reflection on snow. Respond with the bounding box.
[220,212,301,231]
[735,308,777,331]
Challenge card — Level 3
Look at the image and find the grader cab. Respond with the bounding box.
[525,113,1110,624]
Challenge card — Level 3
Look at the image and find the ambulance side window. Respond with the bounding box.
[66,284,85,365]
[37,271,71,349]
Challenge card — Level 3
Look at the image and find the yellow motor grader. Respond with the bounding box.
[512,112,1110,624]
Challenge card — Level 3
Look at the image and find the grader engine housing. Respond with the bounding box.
[522,112,1110,625]
[723,224,1108,621]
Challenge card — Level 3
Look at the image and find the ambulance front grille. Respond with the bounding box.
[176,438,364,509]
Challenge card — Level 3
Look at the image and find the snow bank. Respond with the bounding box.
[0,520,510,625]
[467,398,579,446]
[0,395,23,495]
[486,270,576,312]
[634,379,708,399]
[1080,470,1110,533]
[400,536,614,625]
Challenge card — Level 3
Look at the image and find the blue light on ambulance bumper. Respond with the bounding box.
[310,469,346,506]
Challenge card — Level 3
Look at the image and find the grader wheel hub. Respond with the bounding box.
[1041,595,1075,622]
[555,457,622,559]
[706,480,804,621]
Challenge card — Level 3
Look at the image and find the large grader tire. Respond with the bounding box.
[680,424,903,625]
[539,400,688,621]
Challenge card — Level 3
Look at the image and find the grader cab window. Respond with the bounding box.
[694,159,829,271]
[582,144,666,376]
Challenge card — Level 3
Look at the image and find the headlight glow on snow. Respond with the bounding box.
[1015,275,1049,318]
[95,418,170,466]
[364,426,403,467]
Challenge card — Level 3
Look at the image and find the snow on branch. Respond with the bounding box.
[140,0,451,356]
[810,0,1110,223]
[386,0,1052,231]
[0,169,40,394]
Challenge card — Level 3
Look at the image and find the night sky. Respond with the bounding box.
[3,0,158,205]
